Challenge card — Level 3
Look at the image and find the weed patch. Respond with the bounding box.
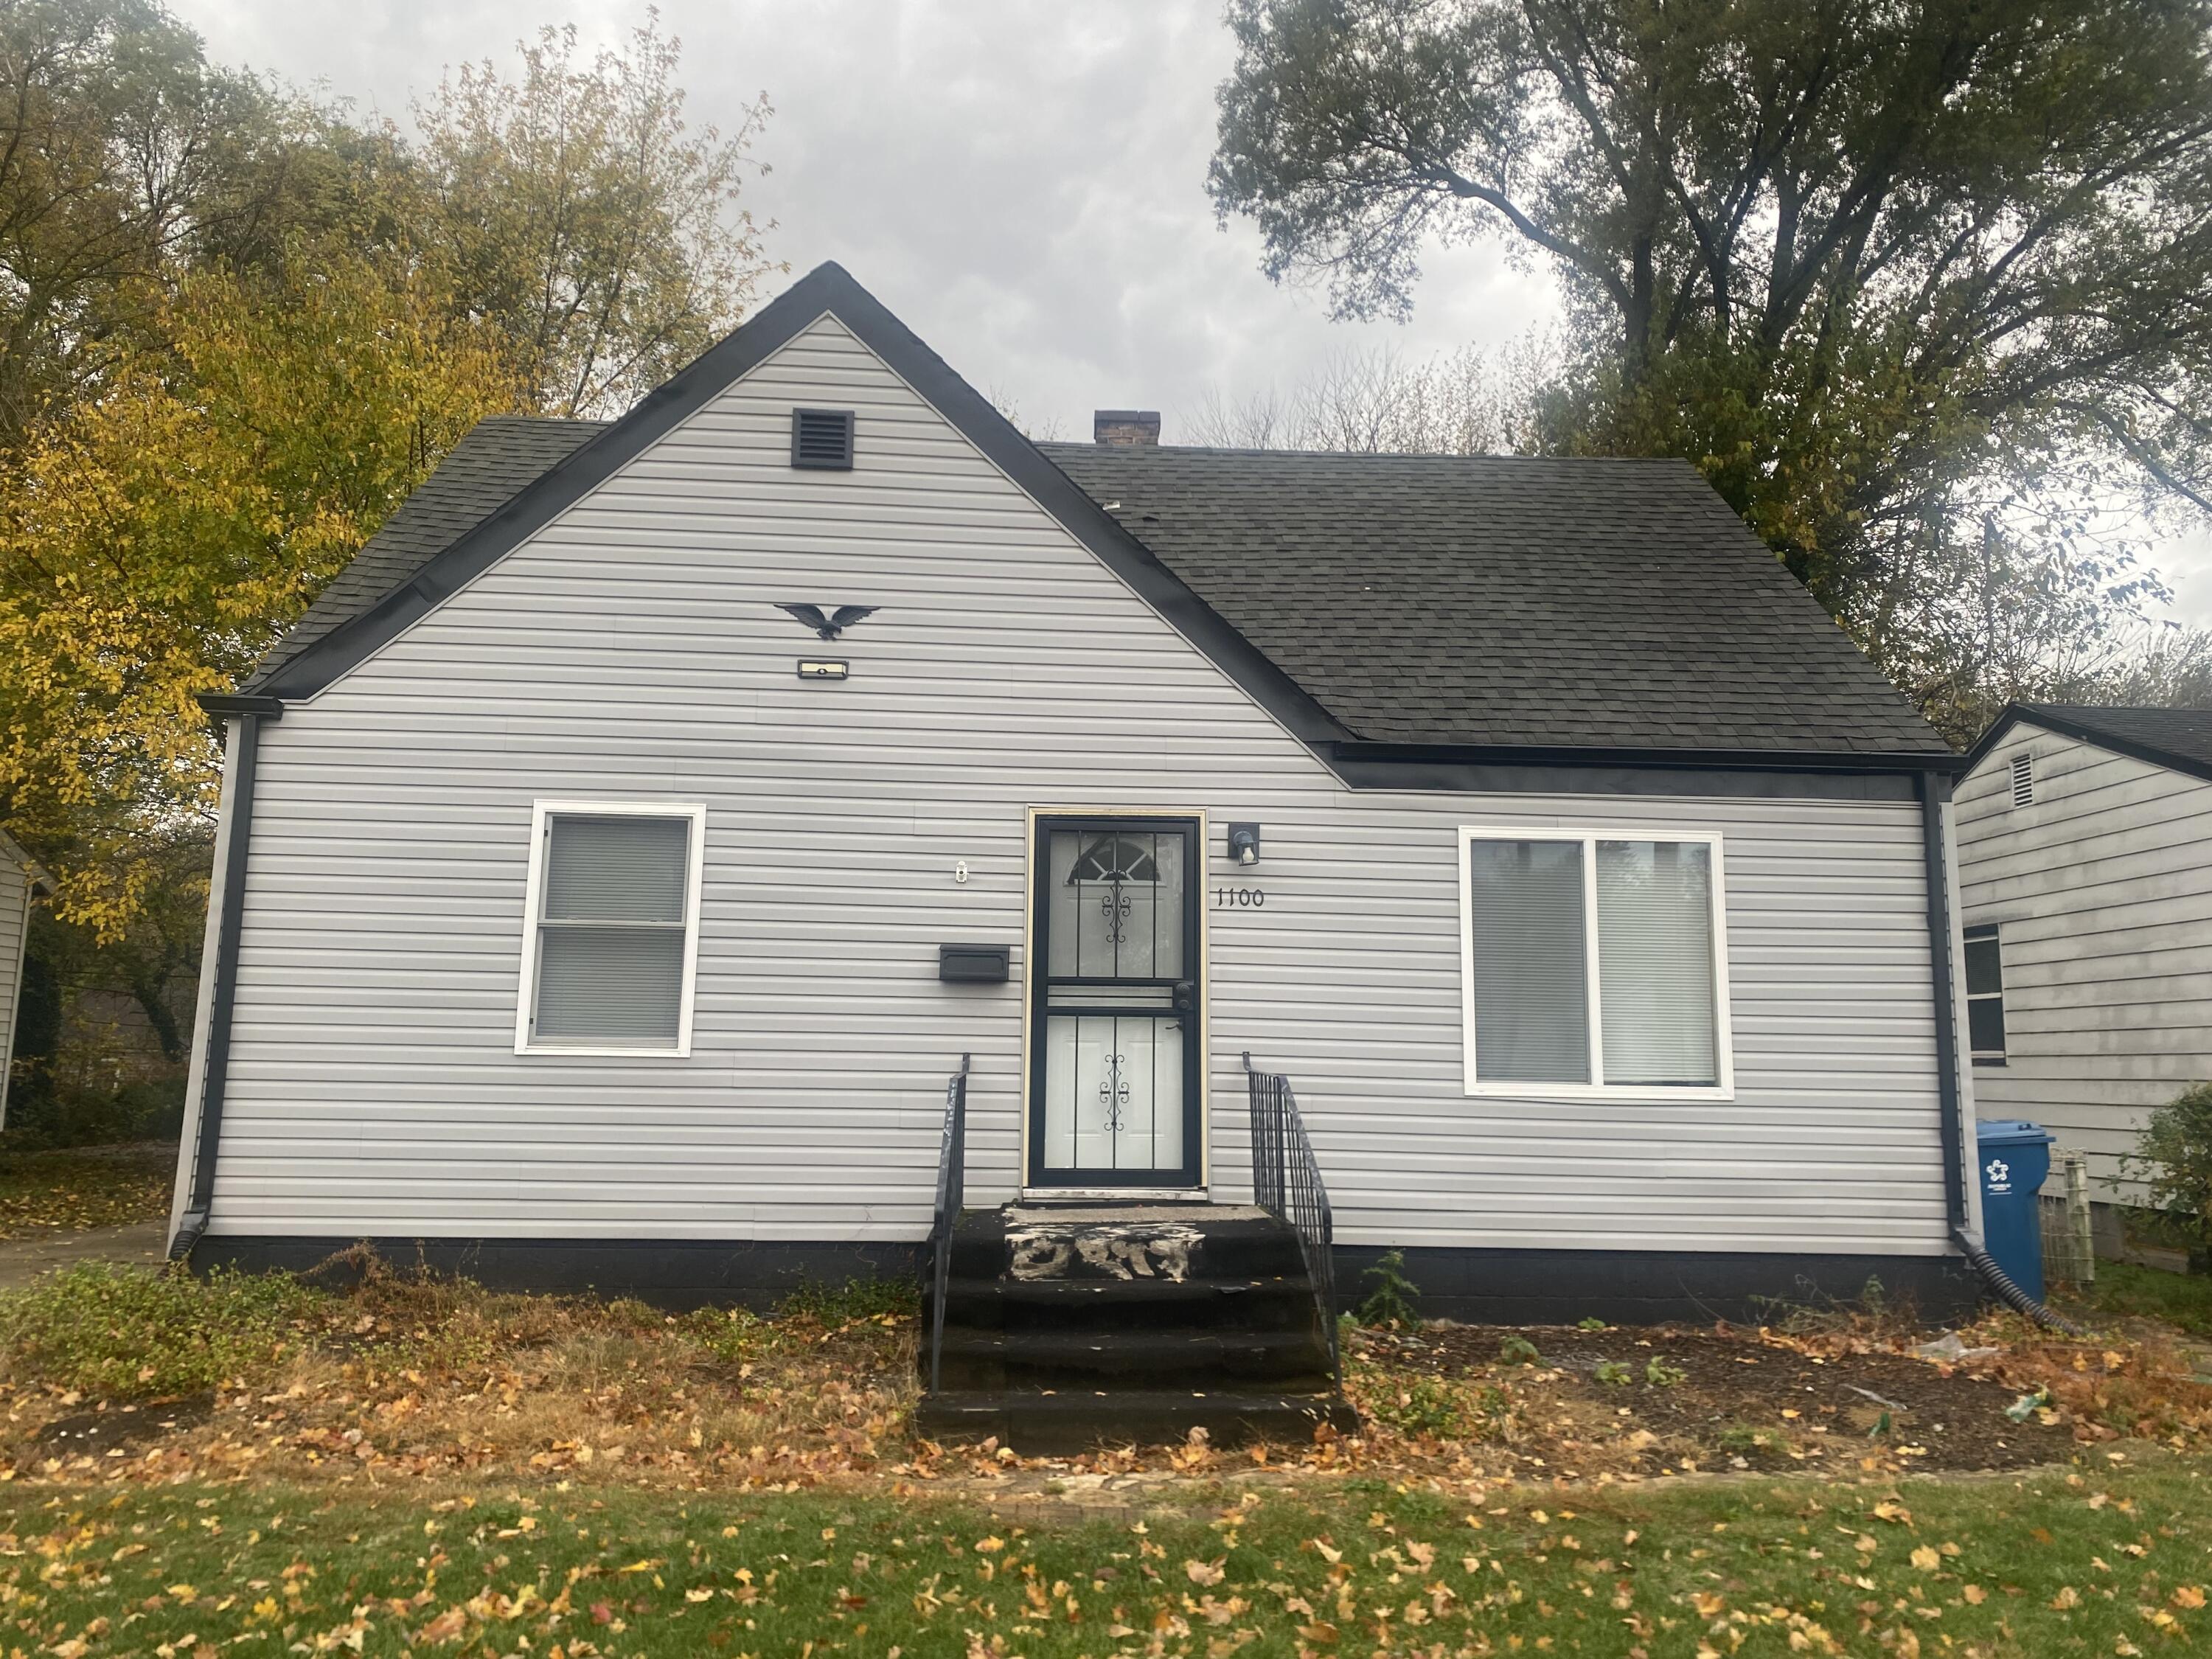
[771,1273,918,1326]
[0,1262,324,1397]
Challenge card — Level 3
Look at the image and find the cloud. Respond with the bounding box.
[180,0,1551,442]
[178,0,2210,609]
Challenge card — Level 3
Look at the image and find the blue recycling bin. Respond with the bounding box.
[1978,1119,2055,1303]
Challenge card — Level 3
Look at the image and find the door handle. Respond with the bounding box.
[1172,979,1195,1012]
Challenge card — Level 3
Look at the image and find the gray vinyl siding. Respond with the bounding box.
[0,852,30,1125]
[1957,721,2212,1199]
[208,312,1950,1256]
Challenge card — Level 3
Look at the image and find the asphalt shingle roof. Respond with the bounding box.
[1040,445,1939,754]
[246,416,1943,757]
[245,415,610,691]
[2014,703,2212,773]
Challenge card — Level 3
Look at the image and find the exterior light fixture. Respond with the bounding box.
[1227,823,1262,866]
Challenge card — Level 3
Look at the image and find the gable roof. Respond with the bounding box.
[247,416,608,692]
[1967,702,2212,786]
[1041,444,1938,755]
[233,260,1955,773]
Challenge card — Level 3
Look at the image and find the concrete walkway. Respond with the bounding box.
[0,1220,165,1288]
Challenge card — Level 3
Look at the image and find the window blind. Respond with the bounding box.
[1596,840,1719,1085]
[534,815,690,1047]
[1467,839,1590,1082]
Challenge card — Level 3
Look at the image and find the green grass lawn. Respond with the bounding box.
[2076,1259,2212,1343]
[5,1459,2209,1657]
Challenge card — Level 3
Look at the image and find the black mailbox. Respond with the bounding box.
[939,944,1010,984]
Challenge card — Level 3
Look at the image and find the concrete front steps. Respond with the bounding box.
[917,1203,1356,1454]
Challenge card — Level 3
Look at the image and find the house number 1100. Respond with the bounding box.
[1214,886,1265,908]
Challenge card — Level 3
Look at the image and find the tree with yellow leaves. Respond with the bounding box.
[0,252,521,938]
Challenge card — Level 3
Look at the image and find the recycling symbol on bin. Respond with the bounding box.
[1985,1157,2011,1190]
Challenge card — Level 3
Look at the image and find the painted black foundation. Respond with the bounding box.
[191,1237,922,1311]
[1333,1245,1980,1326]
[193,1234,1980,1324]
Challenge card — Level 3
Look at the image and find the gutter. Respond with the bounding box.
[1333,740,1971,776]
[170,692,282,1259]
[1917,769,2082,1335]
[1916,770,1969,1234]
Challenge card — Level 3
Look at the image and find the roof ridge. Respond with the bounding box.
[1035,442,1692,465]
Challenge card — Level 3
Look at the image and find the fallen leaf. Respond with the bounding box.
[1186,1559,1225,1586]
[414,1610,467,1645]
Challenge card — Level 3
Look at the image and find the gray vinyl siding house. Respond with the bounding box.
[1956,705,2212,1209]
[0,831,45,1127]
[170,262,1984,1321]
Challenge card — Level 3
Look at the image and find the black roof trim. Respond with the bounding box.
[1328,740,1967,776]
[257,262,1355,744]
[1965,703,2212,787]
[198,693,284,722]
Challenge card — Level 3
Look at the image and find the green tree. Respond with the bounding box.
[0,0,300,439]
[1208,0,2212,736]
[0,251,521,936]
[405,13,777,417]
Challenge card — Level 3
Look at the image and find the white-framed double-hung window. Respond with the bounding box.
[1457,827,1734,1099]
[515,801,706,1057]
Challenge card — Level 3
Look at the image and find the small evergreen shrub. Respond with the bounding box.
[0,1262,323,1397]
[1498,1334,1543,1366]
[1355,1251,1421,1326]
[2124,1082,2212,1248]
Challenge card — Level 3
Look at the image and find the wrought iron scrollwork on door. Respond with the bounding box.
[1099,1050,1130,1131]
[1099,886,1133,946]
[1068,835,1160,952]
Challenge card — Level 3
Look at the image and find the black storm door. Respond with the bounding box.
[1028,815,1203,1188]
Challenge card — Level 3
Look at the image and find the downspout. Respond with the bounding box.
[169,694,281,1260]
[1919,770,2081,1335]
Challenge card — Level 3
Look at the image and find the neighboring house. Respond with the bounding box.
[168,262,1984,1360]
[1956,704,2212,1215]
[0,830,50,1128]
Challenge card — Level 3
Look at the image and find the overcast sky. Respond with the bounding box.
[181,0,2212,625]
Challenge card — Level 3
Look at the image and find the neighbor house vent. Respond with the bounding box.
[2009,752,2034,807]
[790,408,855,470]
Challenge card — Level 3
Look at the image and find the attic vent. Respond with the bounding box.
[790,408,855,470]
[2010,751,2034,807]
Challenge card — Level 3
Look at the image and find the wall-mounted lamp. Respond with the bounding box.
[1227,823,1262,867]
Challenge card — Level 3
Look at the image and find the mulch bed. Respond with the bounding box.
[1362,1323,2079,1473]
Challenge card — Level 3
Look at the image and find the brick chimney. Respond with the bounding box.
[1094,408,1161,447]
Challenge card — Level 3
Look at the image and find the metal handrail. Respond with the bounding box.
[1242,1052,1341,1383]
[926,1053,971,1395]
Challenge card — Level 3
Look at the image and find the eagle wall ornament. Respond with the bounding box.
[775,602,880,639]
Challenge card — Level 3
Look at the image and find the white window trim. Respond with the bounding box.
[515,799,707,1058]
[1456,824,1735,1102]
[1964,923,2007,1065]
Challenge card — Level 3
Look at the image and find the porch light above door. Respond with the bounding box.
[1227,823,1261,866]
